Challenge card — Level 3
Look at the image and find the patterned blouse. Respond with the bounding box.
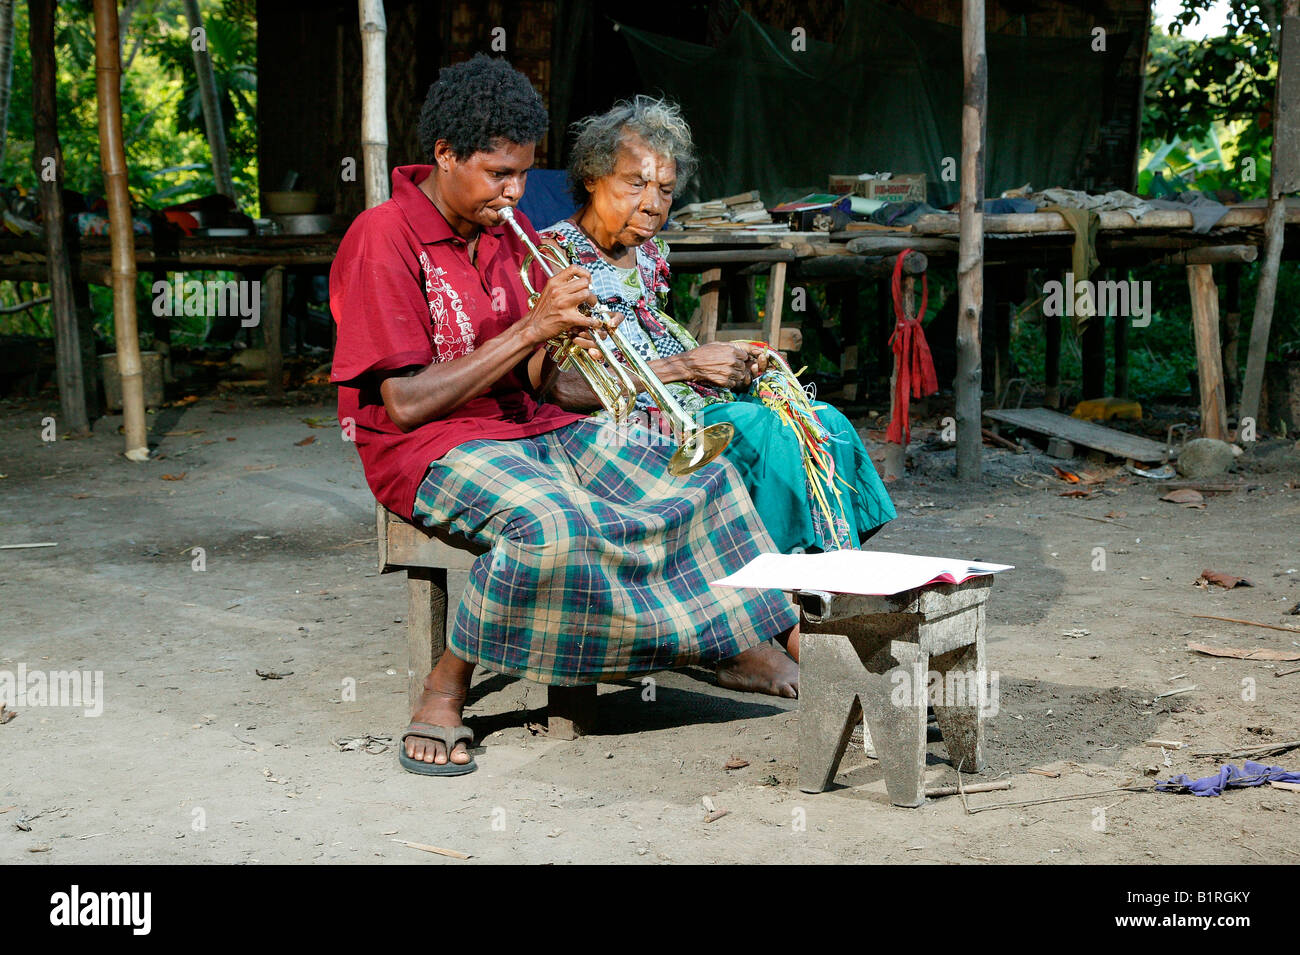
[540,219,737,418]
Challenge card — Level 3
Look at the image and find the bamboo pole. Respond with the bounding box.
[94,0,148,461]
[955,0,986,480]
[182,0,235,198]
[1240,1,1300,433]
[359,0,389,209]
[30,0,90,435]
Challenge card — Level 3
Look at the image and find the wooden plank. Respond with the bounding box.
[1187,264,1229,440]
[713,324,801,352]
[982,407,1172,461]
[913,205,1300,236]
[668,249,797,266]
[383,515,486,571]
[663,230,823,246]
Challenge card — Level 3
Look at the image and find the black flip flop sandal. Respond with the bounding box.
[398,722,477,776]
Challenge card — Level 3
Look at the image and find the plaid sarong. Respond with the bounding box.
[412,417,798,685]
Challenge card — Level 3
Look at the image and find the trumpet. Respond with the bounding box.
[498,206,733,476]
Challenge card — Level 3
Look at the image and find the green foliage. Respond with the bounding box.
[1142,5,1277,200]
[0,0,258,337]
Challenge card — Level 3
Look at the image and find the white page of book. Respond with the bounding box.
[712,550,1013,596]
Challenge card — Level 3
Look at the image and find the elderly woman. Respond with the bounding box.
[541,97,896,554]
[331,58,800,777]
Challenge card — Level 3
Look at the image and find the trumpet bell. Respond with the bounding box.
[668,422,735,476]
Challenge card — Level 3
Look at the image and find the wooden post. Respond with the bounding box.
[882,252,928,479]
[1113,280,1130,399]
[30,0,91,434]
[763,260,788,350]
[994,298,1011,401]
[94,0,148,460]
[1239,1,1299,431]
[1044,270,1062,409]
[264,265,285,398]
[836,282,861,401]
[1222,263,1242,408]
[0,0,15,171]
[1188,264,1229,440]
[406,567,447,711]
[359,0,390,209]
[697,267,722,343]
[955,0,986,480]
[182,0,235,198]
[1080,268,1107,399]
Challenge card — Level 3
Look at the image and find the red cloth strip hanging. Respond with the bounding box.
[886,250,939,446]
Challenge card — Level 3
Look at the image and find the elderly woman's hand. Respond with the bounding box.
[682,342,758,391]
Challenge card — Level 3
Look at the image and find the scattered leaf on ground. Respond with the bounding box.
[255,669,293,680]
[1196,570,1253,589]
[294,435,316,447]
[301,417,335,429]
[164,429,204,437]
[1161,488,1205,508]
[1059,489,1095,498]
[724,757,749,770]
[0,704,15,724]
[243,464,275,472]
[1051,465,1081,483]
[160,472,187,481]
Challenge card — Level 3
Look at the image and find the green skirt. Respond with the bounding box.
[697,396,896,554]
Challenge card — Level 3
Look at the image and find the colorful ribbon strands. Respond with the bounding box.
[886,250,939,447]
[738,342,856,551]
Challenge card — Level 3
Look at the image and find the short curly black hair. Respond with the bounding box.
[418,54,549,161]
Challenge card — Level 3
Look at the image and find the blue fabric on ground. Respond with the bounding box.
[1156,760,1300,796]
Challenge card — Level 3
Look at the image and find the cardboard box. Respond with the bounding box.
[829,172,927,203]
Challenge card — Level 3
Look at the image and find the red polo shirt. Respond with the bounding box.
[330,164,584,518]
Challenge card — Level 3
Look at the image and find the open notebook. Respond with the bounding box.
[712,550,1013,597]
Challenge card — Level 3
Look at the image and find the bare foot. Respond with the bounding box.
[404,655,474,766]
[716,644,798,698]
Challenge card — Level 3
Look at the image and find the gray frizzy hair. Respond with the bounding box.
[566,95,698,205]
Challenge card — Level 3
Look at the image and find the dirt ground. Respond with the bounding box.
[3,388,1300,865]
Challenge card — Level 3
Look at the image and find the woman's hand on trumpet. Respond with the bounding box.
[522,264,603,347]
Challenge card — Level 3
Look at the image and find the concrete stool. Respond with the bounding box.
[376,505,598,739]
[795,577,993,807]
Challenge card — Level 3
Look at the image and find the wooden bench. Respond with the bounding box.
[376,504,598,739]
